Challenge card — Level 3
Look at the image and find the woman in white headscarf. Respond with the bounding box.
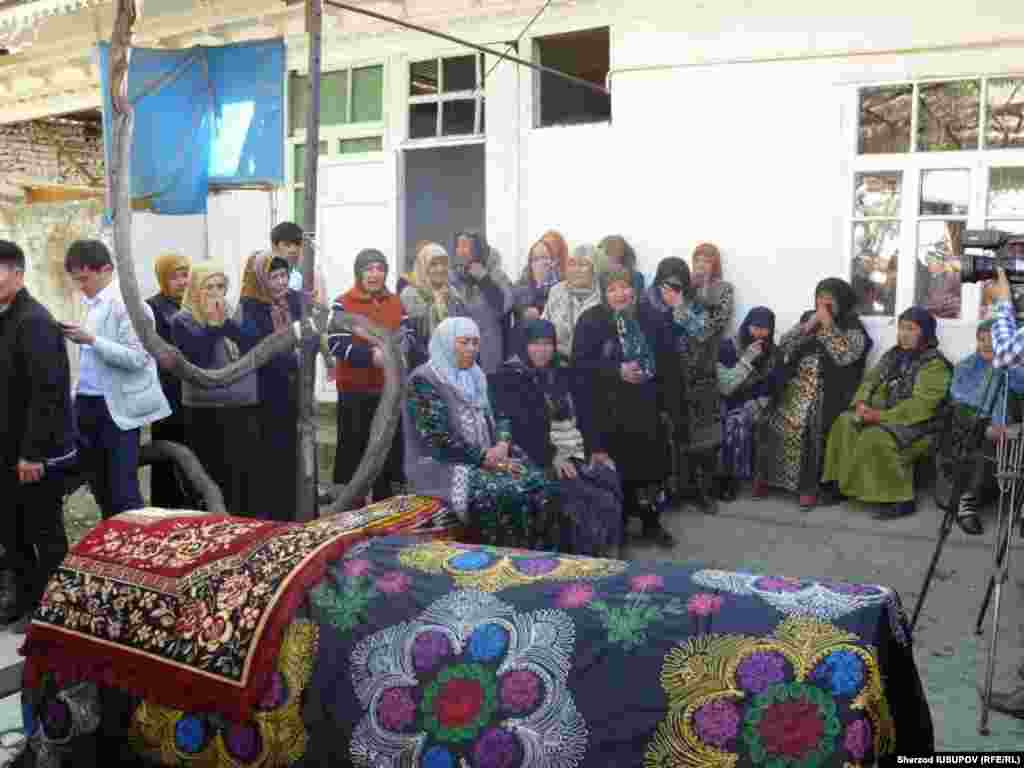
[403,317,561,547]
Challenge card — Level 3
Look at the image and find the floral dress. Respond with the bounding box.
[688,282,734,448]
[757,323,868,494]
[406,375,558,548]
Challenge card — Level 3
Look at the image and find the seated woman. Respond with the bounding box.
[821,307,952,520]
[717,307,778,502]
[944,319,1024,535]
[756,278,872,509]
[404,316,562,548]
[572,264,682,547]
[489,319,624,557]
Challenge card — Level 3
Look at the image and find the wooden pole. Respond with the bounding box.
[296,0,323,522]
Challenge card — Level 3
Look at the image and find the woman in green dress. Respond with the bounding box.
[821,306,952,519]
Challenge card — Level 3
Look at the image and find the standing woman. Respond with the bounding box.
[688,243,735,502]
[450,230,512,374]
[542,243,601,359]
[598,235,645,296]
[400,242,467,368]
[541,230,569,280]
[171,262,261,517]
[756,278,872,509]
[146,251,191,507]
[572,264,682,547]
[510,238,560,355]
[403,317,560,548]
[236,251,307,521]
[717,307,778,501]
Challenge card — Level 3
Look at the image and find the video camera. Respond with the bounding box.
[959,229,1024,284]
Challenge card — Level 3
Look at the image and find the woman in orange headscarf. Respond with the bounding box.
[146,252,191,507]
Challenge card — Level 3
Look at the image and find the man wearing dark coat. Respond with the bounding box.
[0,240,76,629]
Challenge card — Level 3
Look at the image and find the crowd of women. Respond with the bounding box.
[144,225,1024,562]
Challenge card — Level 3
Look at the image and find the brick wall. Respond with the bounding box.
[0,118,104,187]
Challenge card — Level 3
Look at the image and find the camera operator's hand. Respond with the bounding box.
[993,268,1013,303]
[987,424,1009,442]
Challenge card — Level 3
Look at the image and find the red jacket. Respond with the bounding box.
[330,286,404,393]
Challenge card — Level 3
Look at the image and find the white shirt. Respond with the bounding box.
[76,280,119,396]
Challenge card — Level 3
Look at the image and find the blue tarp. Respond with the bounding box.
[98,40,284,216]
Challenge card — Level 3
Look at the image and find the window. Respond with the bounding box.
[535,27,611,127]
[849,76,1024,320]
[286,64,385,226]
[407,54,485,140]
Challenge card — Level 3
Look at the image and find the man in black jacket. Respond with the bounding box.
[0,240,76,629]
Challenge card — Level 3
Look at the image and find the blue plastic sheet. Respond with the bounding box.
[98,40,283,216]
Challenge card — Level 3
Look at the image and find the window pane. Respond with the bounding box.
[442,99,476,136]
[339,136,383,154]
[443,55,477,92]
[352,65,383,123]
[852,221,899,316]
[920,169,969,216]
[853,172,901,217]
[321,70,349,126]
[409,102,438,139]
[917,80,980,151]
[293,187,305,229]
[858,85,912,154]
[293,142,327,181]
[410,59,438,96]
[986,77,1024,149]
[988,167,1024,218]
[915,220,964,319]
[289,73,307,137]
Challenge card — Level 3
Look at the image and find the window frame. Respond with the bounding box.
[404,52,486,145]
[285,60,388,225]
[847,75,1024,326]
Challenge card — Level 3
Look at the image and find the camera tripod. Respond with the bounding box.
[910,372,1024,734]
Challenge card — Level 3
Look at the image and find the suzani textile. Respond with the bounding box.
[19,535,933,767]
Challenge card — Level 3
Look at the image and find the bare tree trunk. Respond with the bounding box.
[107,0,404,518]
[296,0,323,522]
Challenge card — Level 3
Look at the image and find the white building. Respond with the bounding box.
[2,0,1023,398]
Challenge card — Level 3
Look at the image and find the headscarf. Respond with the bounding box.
[597,235,636,272]
[412,242,452,329]
[240,250,291,330]
[898,306,938,351]
[452,230,487,269]
[520,238,560,291]
[354,248,388,292]
[653,257,691,296]
[520,318,573,419]
[181,262,229,327]
[691,242,722,289]
[566,244,598,296]
[541,230,569,278]
[739,306,776,354]
[154,252,191,302]
[429,316,488,408]
[951,319,1009,424]
[813,277,862,331]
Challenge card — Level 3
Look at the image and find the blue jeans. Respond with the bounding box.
[75,395,144,518]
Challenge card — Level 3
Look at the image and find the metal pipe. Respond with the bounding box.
[322,0,609,97]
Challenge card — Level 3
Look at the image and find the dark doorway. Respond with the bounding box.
[402,143,485,271]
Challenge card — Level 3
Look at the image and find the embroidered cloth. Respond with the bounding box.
[22,496,455,721]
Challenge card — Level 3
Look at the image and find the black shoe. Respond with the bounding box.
[643,522,676,549]
[956,492,984,535]
[693,491,719,515]
[872,500,915,520]
[717,477,738,503]
[980,685,1024,719]
[817,482,843,507]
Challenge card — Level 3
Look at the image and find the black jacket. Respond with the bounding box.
[570,301,683,456]
[0,288,76,467]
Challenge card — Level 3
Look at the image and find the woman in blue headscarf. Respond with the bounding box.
[716,307,779,501]
[821,306,952,519]
[403,316,560,547]
[489,318,624,556]
[942,319,1024,534]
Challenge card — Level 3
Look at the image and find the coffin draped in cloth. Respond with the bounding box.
[20,535,935,767]
[19,498,458,723]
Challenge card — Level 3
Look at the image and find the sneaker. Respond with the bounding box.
[956,492,984,535]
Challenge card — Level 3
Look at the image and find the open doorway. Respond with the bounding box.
[402,143,485,271]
